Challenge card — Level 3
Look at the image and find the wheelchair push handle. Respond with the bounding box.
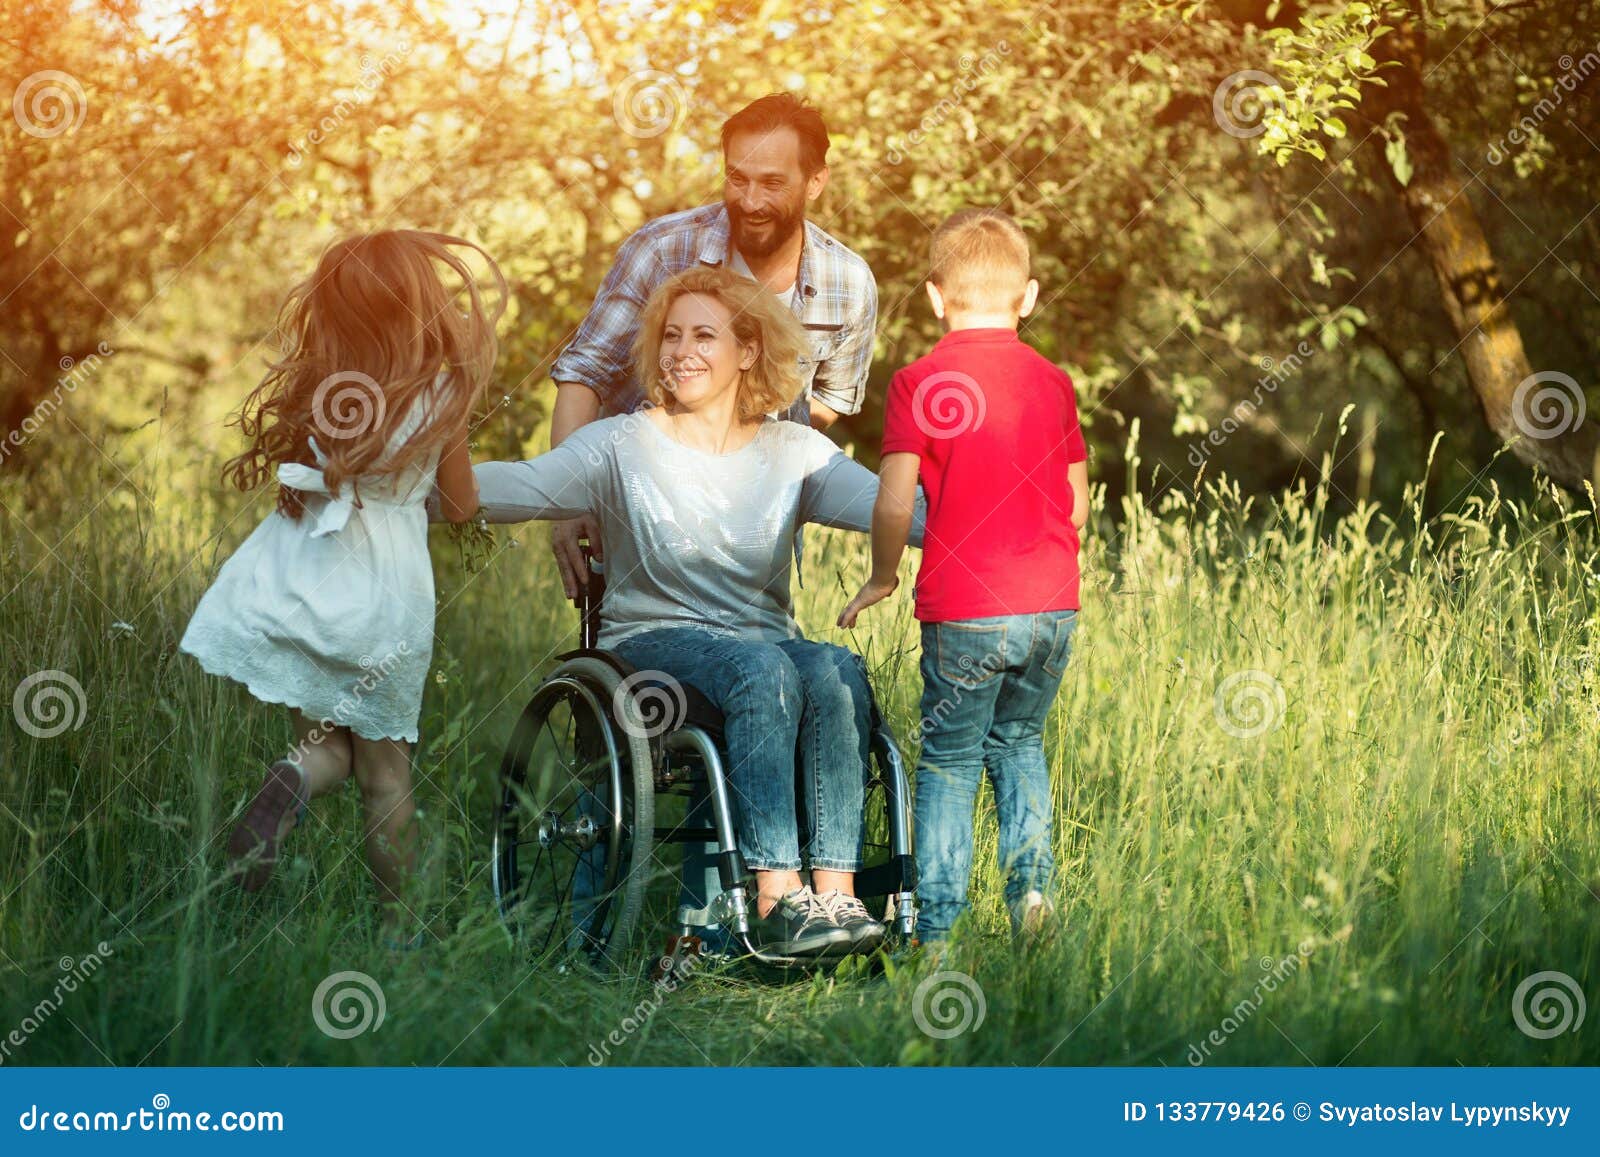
[576,539,607,651]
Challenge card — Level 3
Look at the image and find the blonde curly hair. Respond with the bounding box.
[630,265,807,421]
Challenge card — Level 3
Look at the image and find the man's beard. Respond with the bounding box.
[727,196,805,260]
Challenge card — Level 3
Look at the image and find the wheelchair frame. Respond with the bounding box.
[490,547,917,969]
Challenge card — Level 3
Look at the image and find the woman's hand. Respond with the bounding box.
[837,575,899,629]
[550,515,604,599]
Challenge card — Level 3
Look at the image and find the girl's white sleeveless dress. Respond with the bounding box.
[180,395,440,742]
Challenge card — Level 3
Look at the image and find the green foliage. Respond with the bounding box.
[3,0,1597,508]
[1257,1,1390,166]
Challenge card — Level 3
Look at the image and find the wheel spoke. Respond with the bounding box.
[538,846,566,954]
[493,675,644,963]
[560,852,586,947]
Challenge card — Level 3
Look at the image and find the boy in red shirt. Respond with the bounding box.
[839,208,1089,942]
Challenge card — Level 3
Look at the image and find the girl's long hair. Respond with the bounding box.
[224,230,507,517]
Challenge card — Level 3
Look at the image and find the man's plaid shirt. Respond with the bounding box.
[550,203,878,420]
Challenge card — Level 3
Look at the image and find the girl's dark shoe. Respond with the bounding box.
[226,760,306,892]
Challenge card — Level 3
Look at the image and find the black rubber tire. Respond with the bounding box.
[491,657,656,968]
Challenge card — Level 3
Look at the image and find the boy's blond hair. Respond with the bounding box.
[929,208,1031,315]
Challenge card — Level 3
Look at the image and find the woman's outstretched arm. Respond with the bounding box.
[471,448,599,523]
[800,449,927,547]
[428,434,603,524]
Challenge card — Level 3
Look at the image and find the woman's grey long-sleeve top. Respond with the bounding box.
[473,412,925,648]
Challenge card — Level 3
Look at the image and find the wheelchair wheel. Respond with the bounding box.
[855,724,917,943]
[492,657,656,967]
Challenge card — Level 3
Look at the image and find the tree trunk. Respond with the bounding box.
[1365,6,1599,490]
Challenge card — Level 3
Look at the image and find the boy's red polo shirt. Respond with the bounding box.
[881,328,1087,623]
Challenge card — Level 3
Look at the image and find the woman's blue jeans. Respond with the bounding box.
[613,627,871,899]
[914,610,1078,941]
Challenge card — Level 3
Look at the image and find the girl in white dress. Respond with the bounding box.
[181,230,505,931]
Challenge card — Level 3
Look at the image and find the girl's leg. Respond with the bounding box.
[283,711,353,832]
[228,710,351,891]
[348,734,417,922]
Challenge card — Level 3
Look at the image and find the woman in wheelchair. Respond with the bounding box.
[468,266,923,960]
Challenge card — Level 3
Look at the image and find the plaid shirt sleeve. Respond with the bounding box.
[809,269,877,417]
[549,227,664,407]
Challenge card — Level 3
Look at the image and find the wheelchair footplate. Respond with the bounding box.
[651,934,707,985]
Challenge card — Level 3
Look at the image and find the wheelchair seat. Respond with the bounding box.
[555,647,726,739]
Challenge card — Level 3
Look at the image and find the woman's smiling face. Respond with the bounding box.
[657,292,754,409]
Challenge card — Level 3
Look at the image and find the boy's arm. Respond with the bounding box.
[1069,460,1089,532]
[838,453,920,628]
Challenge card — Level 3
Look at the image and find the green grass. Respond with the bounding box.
[2,430,1598,1067]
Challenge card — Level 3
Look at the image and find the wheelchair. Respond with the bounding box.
[490,549,918,970]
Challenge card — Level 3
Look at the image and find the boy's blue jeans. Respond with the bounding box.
[914,610,1078,941]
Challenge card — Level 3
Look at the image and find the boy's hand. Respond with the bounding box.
[838,576,899,629]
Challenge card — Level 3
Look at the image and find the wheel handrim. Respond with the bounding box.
[493,677,633,959]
